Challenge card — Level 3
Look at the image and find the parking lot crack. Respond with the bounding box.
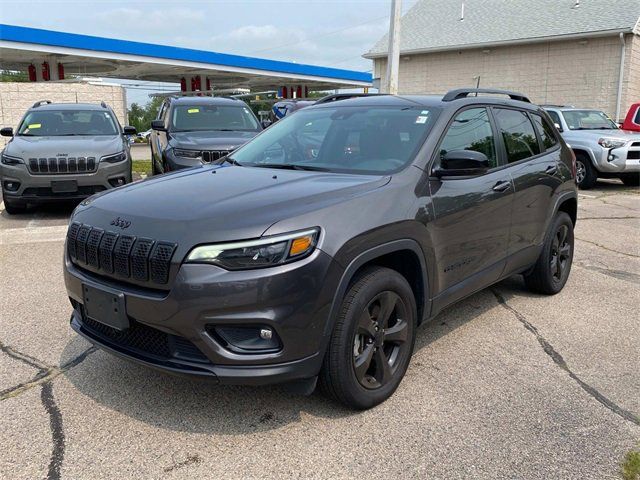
[41,382,65,480]
[491,289,640,427]
[575,237,640,259]
[0,339,51,371]
[0,346,97,401]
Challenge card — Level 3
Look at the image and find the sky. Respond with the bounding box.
[0,0,419,105]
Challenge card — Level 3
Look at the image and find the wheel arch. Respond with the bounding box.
[324,239,430,338]
[571,147,597,167]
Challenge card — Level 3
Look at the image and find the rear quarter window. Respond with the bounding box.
[532,114,558,150]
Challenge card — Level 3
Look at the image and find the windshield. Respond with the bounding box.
[17,110,119,136]
[562,110,619,130]
[229,106,440,175]
[171,105,260,132]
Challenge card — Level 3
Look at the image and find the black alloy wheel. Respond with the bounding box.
[353,291,410,389]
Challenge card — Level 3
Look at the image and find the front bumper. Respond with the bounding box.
[0,161,132,204]
[593,142,640,173]
[64,248,342,385]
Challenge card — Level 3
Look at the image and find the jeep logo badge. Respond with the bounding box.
[110,217,131,229]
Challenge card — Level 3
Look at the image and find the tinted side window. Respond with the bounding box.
[494,109,541,163]
[547,110,562,128]
[634,106,640,124]
[532,114,558,150]
[439,108,497,168]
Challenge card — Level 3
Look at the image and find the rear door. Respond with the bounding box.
[491,108,562,272]
[428,106,513,306]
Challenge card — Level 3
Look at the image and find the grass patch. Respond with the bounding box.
[622,449,640,480]
[132,159,152,177]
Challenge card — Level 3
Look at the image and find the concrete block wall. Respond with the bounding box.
[0,82,127,145]
[373,34,640,120]
[622,34,640,118]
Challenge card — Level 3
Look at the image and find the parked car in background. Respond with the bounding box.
[137,129,152,141]
[622,103,640,132]
[64,88,578,409]
[0,100,135,214]
[149,96,262,175]
[544,105,640,188]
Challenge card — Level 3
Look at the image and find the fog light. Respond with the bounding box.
[608,154,615,162]
[108,177,126,187]
[3,180,19,192]
[260,328,273,340]
[210,325,281,353]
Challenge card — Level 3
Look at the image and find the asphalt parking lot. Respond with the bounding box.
[0,181,638,479]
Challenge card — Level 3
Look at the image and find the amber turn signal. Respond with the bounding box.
[289,235,314,256]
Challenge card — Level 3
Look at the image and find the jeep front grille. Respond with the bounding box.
[28,156,97,174]
[201,150,231,163]
[67,222,177,285]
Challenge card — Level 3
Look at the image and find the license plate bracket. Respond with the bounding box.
[83,284,129,331]
[51,180,78,193]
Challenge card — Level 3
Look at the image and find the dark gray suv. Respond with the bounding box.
[63,89,578,409]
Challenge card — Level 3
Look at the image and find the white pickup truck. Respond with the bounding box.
[544,106,640,189]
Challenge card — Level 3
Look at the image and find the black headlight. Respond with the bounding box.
[173,148,203,159]
[1,152,24,165]
[186,228,319,270]
[102,151,127,163]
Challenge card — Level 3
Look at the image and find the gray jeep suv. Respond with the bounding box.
[63,89,578,409]
[0,101,135,214]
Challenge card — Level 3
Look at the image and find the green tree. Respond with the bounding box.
[128,96,164,132]
[0,70,28,82]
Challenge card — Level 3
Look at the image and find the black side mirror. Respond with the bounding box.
[151,120,166,131]
[0,127,13,137]
[433,150,489,177]
[123,126,137,135]
[261,120,272,129]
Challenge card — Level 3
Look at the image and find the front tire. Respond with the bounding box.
[575,153,597,189]
[3,199,27,215]
[524,212,574,295]
[319,266,417,410]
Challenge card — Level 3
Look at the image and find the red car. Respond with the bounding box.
[622,103,640,131]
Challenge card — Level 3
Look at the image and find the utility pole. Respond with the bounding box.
[384,0,402,94]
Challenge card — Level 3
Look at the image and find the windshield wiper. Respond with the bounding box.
[251,163,331,172]
[215,156,241,166]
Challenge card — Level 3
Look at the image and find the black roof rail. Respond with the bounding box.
[442,88,531,103]
[32,100,52,108]
[314,93,379,105]
[540,104,575,109]
[100,101,108,108]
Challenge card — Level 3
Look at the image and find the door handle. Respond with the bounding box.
[545,165,558,175]
[492,180,511,192]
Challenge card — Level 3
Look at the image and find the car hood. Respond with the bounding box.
[168,130,258,150]
[4,135,124,158]
[71,165,390,247]
[564,129,640,141]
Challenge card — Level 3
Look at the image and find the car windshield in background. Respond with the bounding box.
[229,106,440,175]
[562,110,619,130]
[17,110,119,136]
[171,105,260,132]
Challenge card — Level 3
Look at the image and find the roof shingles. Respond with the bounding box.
[365,0,640,57]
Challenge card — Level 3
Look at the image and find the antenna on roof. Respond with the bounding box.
[460,1,465,21]
[572,0,580,8]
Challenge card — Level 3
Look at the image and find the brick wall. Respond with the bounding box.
[373,34,640,120]
[622,34,640,119]
[0,82,127,144]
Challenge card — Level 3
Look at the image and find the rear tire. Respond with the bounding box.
[524,212,574,295]
[620,173,640,187]
[3,199,27,215]
[575,153,597,189]
[319,266,417,410]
